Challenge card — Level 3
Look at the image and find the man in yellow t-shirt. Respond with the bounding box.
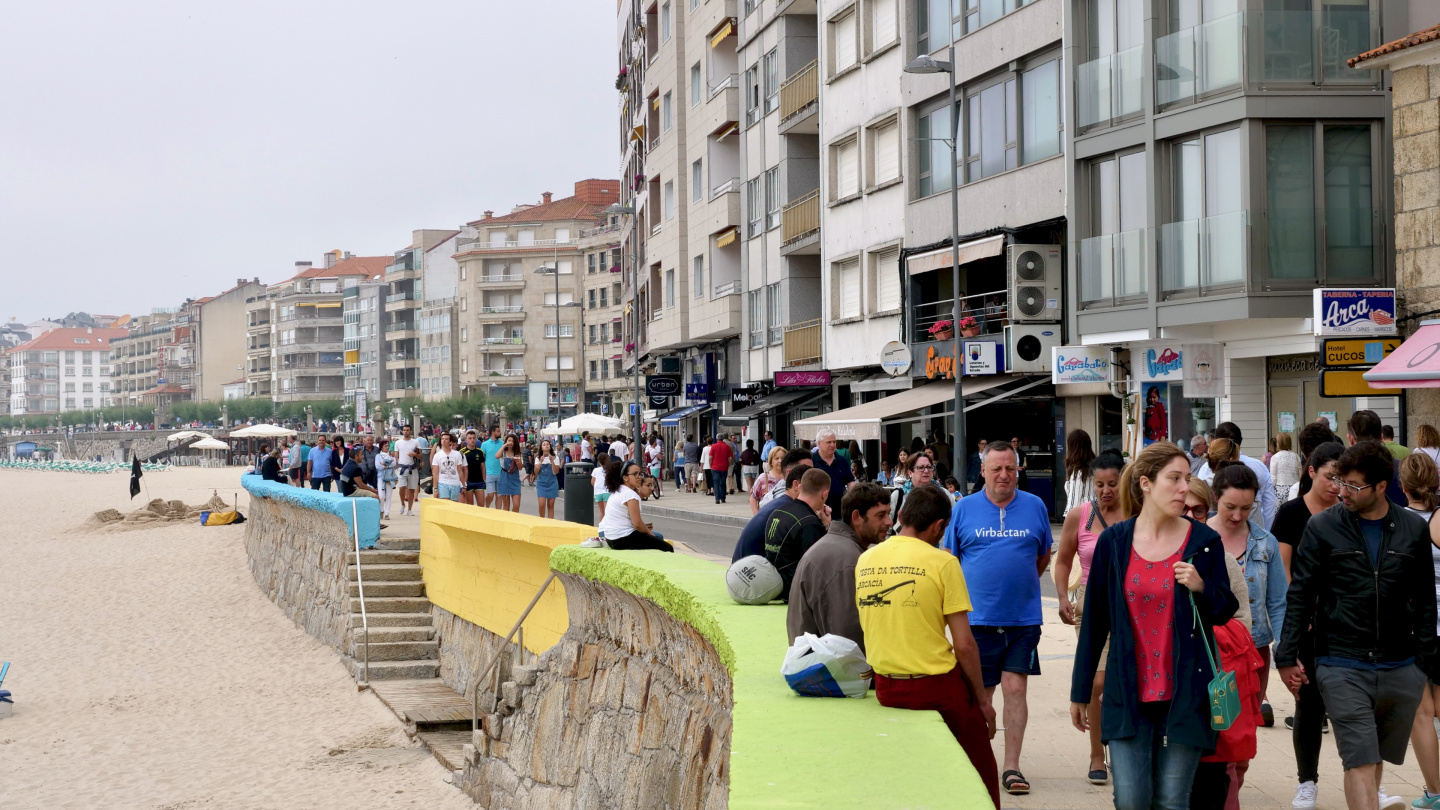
[857,484,999,808]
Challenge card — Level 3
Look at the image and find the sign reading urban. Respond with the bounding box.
[645,374,681,396]
[1313,288,1397,336]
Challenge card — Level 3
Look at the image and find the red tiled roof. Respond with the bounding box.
[468,196,607,227]
[10,327,127,353]
[1350,24,1440,67]
[141,383,189,396]
[286,255,390,282]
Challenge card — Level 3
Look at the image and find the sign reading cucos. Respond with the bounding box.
[1313,288,1397,336]
[1051,346,1109,384]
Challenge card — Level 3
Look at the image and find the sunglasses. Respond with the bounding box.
[1185,503,1209,518]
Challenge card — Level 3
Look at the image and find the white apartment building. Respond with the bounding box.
[9,327,125,415]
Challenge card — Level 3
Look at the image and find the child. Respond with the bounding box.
[648,449,664,498]
[943,476,962,502]
[592,455,614,521]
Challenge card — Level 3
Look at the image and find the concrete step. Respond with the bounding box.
[377,538,420,551]
[350,612,433,628]
[349,550,419,565]
[348,564,423,582]
[351,658,440,681]
[348,639,438,662]
[352,626,434,643]
[350,596,430,614]
[348,581,425,598]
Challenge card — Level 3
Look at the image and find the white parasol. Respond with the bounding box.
[168,430,208,441]
[229,424,297,438]
[191,437,230,450]
[540,413,625,436]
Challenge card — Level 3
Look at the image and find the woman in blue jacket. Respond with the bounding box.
[1071,441,1239,810]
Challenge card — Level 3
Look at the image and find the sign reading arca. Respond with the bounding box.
[1313,288,1397,336]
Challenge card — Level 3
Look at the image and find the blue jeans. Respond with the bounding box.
[1108,702,1202,810]
[711,470,727,502]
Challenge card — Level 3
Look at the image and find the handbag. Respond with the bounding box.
[1190,589,1240,731]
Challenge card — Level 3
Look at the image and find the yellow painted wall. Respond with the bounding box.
[418,499,591,654]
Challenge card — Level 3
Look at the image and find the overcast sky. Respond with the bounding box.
[0,1,617,323]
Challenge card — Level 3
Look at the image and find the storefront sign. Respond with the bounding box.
[924,345,956,380]
[1318,369,1401,397]
[880,341,912,377]
[963,341,998,376]
[1313,288,1397,336]
[731,386,761,408]
[1321,337,1400,367]
[1318,411,1338,431]
[1268,354,1320,375]
[1182,343,1223,398]
[774,370,831,387]
[1277,412,1296,432]
[685,383,709,400]
[355,390,367,420]
[1051,345,1109,384]
[646,374,681,396]
[1136,344,1184,382]
[648,394,669,408]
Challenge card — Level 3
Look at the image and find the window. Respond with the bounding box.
[661,2,671,42]
[1083,150,1148,303]
[555,228,570,243]
[589,324,597,344]
[517,229,535,245]
[745,66,761,125]
[589,289,597,308]
[835,258,862,319]
[1265,123,1377,282]
[600,286,609,307]
[870,117,900,185]
[870,0,898,51]
[544,292,576,306]
[588,253,597,274]
[664,180,675,219]
[545,356,575,370]
[872,248,901,312]
[832,11,858,74]
[1162,128,1244,291]
[665,268,676,307]
[1021,59,1062,163]
[747,178,763,236]
[749,290,764,347]
[663,92,673,131]
[557,260,574,275]
[590,360,599,380]
[693,159,704,202]
[691,63,702,106]
[461,327,467,342]
[917,102,955,197]
[460,295,467,311]
[833,136,860,199]
[544,324,575,338]
[763,49,779,113]
[767,283,783,343]
[965,78,1016,180]
[694,255,705,298]
[744,0,756,15]
[600,322,609,342]
[765,167,781,229]
[64,366,75,377]
[461,358,468,373]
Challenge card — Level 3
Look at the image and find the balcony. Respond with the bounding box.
[483,336,526,346]
[385,322,417,333]
[910,295,1009,345]
[477,273,525,285]
[385,291,421,308]
[1160,211,1249,294]
[483,368,526,377]
[454,237,577,253]
[1156,12,1244,107]
[1248,9,1380,87]
[778,60,818,135]
[1077,46,1143,130]
[780,190,820,254]
[782,319,822,367]
[1080,229,1149,308]
[579,223,622,239]
[690,289,742,342]
[386,261,416,275]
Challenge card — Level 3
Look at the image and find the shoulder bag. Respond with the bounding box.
[1190,589,1239,731]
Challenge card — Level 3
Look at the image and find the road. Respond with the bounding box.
[554,491,741,559]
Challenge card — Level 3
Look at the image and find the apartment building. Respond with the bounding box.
[110,308,197,415]
[9,327,125,415]
[246,253,388,402]
[1064,0,1436,452]
[192,279,264,402]
[618,0,744,439]
[454,181,620,414]
[343,277,385,407]
[379,229,463,404]
[578,217,629,415]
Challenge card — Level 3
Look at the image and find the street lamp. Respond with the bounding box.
[904,44,966,487]
[536,266,584,427]
[607,202,641,442]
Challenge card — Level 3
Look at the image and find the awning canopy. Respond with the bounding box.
[906,234,1006,276]
[719,389,826,426]
[715,226,739,248]
[793,377,1013,441]
[1363,323,1440,387]
[660,403,713,426]
[710,19,734,47]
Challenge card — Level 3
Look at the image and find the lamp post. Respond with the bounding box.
[607,202,642,442]
[904,44,966,487]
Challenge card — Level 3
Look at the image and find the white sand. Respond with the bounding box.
[0,467,476,810]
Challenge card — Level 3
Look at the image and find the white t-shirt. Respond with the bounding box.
[591,464,608,491]
[434,449,464,486]
[580,438,592,460]
[395,438,422,468]
[700,445,711,469]
[611,440,629,462]
[598,485,640,539]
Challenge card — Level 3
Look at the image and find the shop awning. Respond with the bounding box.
[1364,323,1440,387]
[719,389,826,426]
[660,403,713,426]
[906,234,1006,276]
[793,377,1013,441]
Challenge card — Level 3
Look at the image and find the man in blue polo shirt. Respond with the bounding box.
[810,428,854,515]
[943,439,1052,797]
[307,440,334,492]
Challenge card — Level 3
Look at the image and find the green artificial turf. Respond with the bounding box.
[549,546,990,810]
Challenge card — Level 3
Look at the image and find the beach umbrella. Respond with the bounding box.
[229,424,296,438]
[167,430,207,441]
[191,437,230,450]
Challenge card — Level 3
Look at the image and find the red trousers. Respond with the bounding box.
[875,668,1000,808]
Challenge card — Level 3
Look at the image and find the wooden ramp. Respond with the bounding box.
[368,678,471,725]
[418,730,472,772]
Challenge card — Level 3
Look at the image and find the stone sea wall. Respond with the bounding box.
[243,489,355,654]
[455,571,732,810]
[434,604,513,698]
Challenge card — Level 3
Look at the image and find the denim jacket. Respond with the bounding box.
[1236,520,1287,648]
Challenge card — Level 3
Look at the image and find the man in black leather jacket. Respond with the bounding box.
[1276,441,1438,809]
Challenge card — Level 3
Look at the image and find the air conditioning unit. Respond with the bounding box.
[1008,244,1063,323]
[1006,324,1061,373]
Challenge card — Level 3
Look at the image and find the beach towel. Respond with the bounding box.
[200,510,246,526]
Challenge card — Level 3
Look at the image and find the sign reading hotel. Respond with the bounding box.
[775,370,831,387]
[1313,288,1396,336]
[1136,344,1184,382]
[1051,346,1109,384]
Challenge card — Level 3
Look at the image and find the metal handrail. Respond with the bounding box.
[350,499,370,688]
[471,572,557,736]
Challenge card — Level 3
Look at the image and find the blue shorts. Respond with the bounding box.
[465,481,486,491]
[972,625,1042,688]
[595,492,610,503]
[437,483,462,501]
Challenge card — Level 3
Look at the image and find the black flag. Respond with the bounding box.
[130,456,143,499]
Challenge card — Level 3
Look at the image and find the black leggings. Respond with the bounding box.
[1293,634,1327,784]
[609,530,673,552]
[1190,761,1231,810]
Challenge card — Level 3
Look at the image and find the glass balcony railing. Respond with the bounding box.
[1250,10,1380,87]
[1079,228,1148,306]
[1077,45,1143,129]
[1159,211,1249,294]
[1156,12,1244,107]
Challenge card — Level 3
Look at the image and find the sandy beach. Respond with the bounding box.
[0,467,475,810]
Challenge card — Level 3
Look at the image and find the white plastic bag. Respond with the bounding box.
[780,632,871,698]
